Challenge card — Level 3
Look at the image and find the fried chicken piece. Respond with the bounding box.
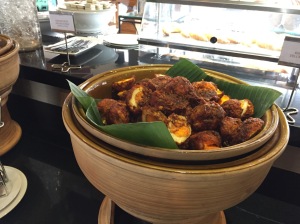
[167,113,192,145]
[163,76,193,94]
[219,116,243,146]
[112,77,136,99]
[134,76,173,94]
[141,106,168,124]
[189,130,222,150]
[137,76,204,115]
[125,84,152,114]
[163,76,203,104]
[221,99,243,118]
[189,101,226,131]
[163,76,205,107]
[149,90,190,115]
[183,105,194,117]
[112,77,136,92]
[135,78,153,89]
[192,80,224,102]
[220,117,264,145]
[240,99,255,119]
[146,75,173,91]
[238,117,264,143]
[97,98,115,113]
[97,99,130,124]
[221,98,254,119]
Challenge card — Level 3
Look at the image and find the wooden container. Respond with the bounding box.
[62,89,289,224]
[0,40,21,155]
[0,40,20,92]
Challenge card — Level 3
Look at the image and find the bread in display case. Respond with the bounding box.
[138,0,300,85]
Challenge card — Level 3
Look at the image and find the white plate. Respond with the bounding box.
[103,34,138,46]
[0,166,22,210]
[0,167,27,218]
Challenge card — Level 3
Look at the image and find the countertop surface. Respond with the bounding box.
[0,93,300,224]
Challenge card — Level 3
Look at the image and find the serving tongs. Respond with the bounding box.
[47,38,93,53]
[0,161,9,197]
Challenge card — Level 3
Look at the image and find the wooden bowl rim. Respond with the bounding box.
[0,40,19,61]
[0,34,13,56]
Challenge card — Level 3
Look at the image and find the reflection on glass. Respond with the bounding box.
[19,48,46,69]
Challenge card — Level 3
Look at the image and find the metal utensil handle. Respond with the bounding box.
[0,172,8,197]
[0,161,9,197]
[0,161,8,182]
[0,97,4,128]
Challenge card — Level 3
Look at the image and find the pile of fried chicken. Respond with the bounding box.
[97,74,264,150]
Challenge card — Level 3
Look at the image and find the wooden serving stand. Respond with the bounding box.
[98,196,226,224]
[0,88,22,156]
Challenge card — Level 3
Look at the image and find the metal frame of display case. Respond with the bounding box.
[138,38,280,62]
[138,0,300,63]
[145,0,300,13]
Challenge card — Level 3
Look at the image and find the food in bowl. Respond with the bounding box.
[96,74,264,150]
[61,0,112,11]
[69,59,282,153]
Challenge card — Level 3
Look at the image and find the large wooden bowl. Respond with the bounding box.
[0,40,21,155]
[63,92,289,224]
[71,65,279,161]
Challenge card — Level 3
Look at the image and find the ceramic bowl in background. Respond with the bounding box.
[57,6,116,35]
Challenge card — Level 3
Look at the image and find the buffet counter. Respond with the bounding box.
[1,30,300,223]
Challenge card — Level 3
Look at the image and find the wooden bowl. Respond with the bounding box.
[71,65,279,161]
[0,34,13,56]
[0,88,22,155]
[0,41,21,155]
[63,92,289,224]
[0,40,20,93]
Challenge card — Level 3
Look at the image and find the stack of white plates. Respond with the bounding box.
[103,34,139,49]
[0,166,27,218]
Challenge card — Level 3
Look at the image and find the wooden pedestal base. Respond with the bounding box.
[98,196,226,224]
[0,102,22,156]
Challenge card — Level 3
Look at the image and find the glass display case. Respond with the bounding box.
[138,0,300,89]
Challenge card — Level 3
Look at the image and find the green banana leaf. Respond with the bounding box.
[68,59,282,149]
[68,80,178,149]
